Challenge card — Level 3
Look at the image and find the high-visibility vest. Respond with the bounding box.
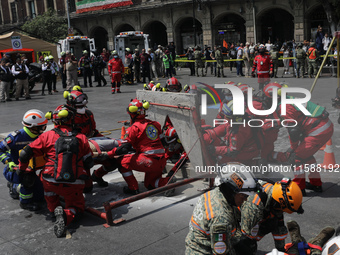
[308,48,317,60]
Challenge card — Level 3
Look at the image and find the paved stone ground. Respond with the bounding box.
[0,66,339,255]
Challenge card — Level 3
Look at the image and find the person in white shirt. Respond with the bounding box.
[265,40,272,52]
[49,55,60,92]
[322,33,331,66]
[11,58,30,100]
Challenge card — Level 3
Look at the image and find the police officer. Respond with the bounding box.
[215,45,225,78]
[307,42,319,78]
[59,52,67,89]
[185,165,257,255]
[0,58,12,102]
[204,46,213,76]
[296,43,306,78]
[92,51,107,87]
[270,45,280,78]
[41,56,53,95]
[194,46,204,77]
[11,57,31,100]
[1,110,47,210]
[78,50,93,87]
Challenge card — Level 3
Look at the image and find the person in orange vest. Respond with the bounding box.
[108,50,124,94]
[307,42,319,78]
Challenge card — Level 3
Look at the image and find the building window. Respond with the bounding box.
[10,2,17,23]
[69,0,76,12]
[29,1,36,18]
[47,0,54,10]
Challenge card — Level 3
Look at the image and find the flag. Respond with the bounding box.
[76,0,133,14]
[223,40,228,49]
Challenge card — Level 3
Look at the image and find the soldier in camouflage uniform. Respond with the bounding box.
[270,45,280,78]
[194,46,204,77]
[215,45,226,78]
[296,43,306,78]
[240,178,304,253]
[185,164,257,255]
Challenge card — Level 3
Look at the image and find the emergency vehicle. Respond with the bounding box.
[58,36,95,60]
[114,31,149,65]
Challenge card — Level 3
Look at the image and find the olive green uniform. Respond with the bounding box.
[270,50,279,78]
[185,188,240,255]
[240,180,288,251]
[215,49,225,77]
[194,50,204,77]
[296,48,306,78]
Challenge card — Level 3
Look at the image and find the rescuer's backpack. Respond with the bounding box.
[53,128,80,182]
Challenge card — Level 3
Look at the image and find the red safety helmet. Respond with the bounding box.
[144,81,155,90]
[165,77,182,92]
[263,82,282,98]
[127,98,150,119]
[65,90,88,108]
[45,105,74,127]
[164,127,181,144]
[237,84,253,95]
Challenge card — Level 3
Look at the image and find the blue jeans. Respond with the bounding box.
[236,61,244,76]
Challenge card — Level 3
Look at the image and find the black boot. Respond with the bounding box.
[91,172,108,187]
[123,186,139,195]
[54,206,66,238]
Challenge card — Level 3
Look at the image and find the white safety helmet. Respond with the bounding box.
[322,236,340,255]
[214,162,256,196]
[22,109,48,128]
[266,249,287,255]
[44,56,50,62]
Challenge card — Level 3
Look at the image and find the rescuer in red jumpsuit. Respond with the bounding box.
[252,44,273,91]
[108,50,124,94]
[64,89,103,192]
[18,105,94,238]
[99,98,174,195]
[246,82,282,163]
[203,100,263,165]
[273,100,333,194]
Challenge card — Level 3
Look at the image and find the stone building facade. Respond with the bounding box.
[0,0,331,54]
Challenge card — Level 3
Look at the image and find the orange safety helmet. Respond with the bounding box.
[165,77,182,92]
[271,178,303,214]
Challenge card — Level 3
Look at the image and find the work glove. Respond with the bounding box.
[8,162,17,172]
[96,152,110,162]
[251,72,256,78]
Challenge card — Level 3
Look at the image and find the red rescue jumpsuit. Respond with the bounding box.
[108,57,124,93]
[19,126,93,226]
[275,104,333,189]
[203,123,263,165]
[246,100,281,161]
[252,53,273,89]
[107,118,170,191]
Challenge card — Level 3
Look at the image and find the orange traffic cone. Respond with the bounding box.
[319,142,327,151]
[120,126,126,139]
[322,139,337,169]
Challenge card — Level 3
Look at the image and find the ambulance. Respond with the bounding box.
[58,36,95,60]
[114,31,149,64]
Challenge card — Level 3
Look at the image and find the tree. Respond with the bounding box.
[322,0,340,35]
[21,9,68,43]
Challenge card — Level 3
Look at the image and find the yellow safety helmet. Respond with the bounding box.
[271,178,303,214]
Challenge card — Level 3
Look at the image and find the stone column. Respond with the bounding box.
[294,0,305,42]
[245,1,255,43]
[199,5,212,47]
